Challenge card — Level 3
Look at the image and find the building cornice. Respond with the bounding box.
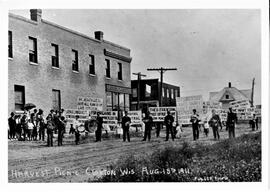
[104,49,132,63]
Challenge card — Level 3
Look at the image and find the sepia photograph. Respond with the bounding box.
[6,7,262,183]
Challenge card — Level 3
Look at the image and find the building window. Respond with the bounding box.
[72,49,78,71]
[124,94,129,111]
[225,95,229,99]
[145,84,151,97]
[171,89,174,99]
[106,92,112,110]
[8,31,13,58]
[29,36,37,63]
[52,89,61,111]
[167,89,169,98]
[162,88,165,97]
[105,59,110,78]
[174,90,177,98]
[14,85,25,111]
[51,43,59,68]
[119,93,124,109]
[112,92,118,110]
[132,88,137,98]
[89,54,95,75]
[118,63,122,80]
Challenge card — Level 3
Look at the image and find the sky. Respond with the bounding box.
[10,9,261,104]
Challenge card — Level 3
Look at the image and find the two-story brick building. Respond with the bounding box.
[8,9,132,115]
[131,78,180,113]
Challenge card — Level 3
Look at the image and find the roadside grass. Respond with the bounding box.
[96,131,261,182]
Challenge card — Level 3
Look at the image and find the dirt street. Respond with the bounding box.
[8,123,258,183]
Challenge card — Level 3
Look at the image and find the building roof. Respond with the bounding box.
[209,87,252,102]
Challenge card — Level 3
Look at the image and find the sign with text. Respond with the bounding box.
[77,96,103,111]
[128,111,142,124]
[149,107,176,122]
[65,109,89,124]
[90,111,118,126]
[176,95,203,125]
[229,100,251,109]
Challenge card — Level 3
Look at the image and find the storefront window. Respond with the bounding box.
[119,93,124,110]
[125,94,130,111]
[112,92,118,110]
[106,92,112,110]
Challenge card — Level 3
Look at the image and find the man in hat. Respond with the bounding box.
[8,112,16,140]
[74,115,81,145]
[164,110,174,141]
[142,111,153,141]
[95,112,103,142]
[226,107,237,138]
[209,109,222,140]
[122,111,131,142]
[46,114,55,147]
[190,109,200,141]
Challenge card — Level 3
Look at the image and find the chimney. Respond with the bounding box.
[228,82,231,88]
[30,9,42,22]
[94,31,104,41]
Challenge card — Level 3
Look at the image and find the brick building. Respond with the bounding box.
[8,9,132,115]
[131,78,180,112]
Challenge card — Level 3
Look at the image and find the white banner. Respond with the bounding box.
[128,111,142,124]
[149,107,176,122]
[65,109,89,124]
[77,96,103,111]
[90,111,118,126]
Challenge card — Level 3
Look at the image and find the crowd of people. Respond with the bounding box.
[8,107,260,146]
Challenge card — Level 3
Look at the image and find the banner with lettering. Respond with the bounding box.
[77,96,103,111]
[149,107,176,122]
[90,111,118,126]
[128,111,142,124]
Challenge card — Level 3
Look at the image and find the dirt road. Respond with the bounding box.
[8,124,258,183]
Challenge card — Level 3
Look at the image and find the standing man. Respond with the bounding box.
[46,114,54,147]
[122,111,131,142]
[226,107,237,138]
[95,112,103,142]
[164,110,174,141]
[37,109,45,141]
[57,116,65,146]
[142,111,153,141]
[209,109,222,140]
[74,115,81,145]
[8,112,16,140]
[190,109,200,141]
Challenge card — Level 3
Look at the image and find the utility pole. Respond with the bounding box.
[251,78,255,107]
[147,67,177,107]
[132,72,146,110]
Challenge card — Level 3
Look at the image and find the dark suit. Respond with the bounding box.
[190,114,200,140]
[96,116,103,142]
[226,112,237,138]
[143,115,153,141]
[122,116,131,142]
[164,114,174,141]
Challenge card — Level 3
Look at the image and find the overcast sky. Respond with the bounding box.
[10,9,261,104]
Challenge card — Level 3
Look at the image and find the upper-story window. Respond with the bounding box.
[167,89,169,98]
[89,54,95,75]
[105,59,110,78]
[162,88,165,97]
[8,31,13,58]
[72,49,78,72]
[225,94,229,99]
[171,89,174,99]
[118,62,122,80]
[51,43,59,68]
[29,36,37,63]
